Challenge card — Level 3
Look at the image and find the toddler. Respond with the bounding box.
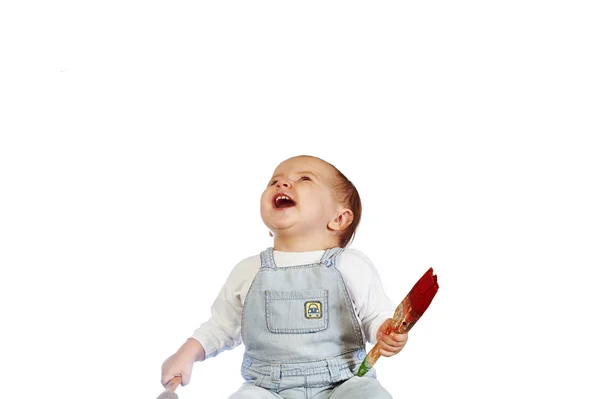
[161,155,408,398]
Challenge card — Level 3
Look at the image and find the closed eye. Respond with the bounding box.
[269,180,278,186]
[299,175,311,181]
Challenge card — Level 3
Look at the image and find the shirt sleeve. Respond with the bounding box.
[190,256,258,359]
[337,249,396,344]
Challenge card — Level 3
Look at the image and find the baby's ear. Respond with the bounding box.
[328,209,354,231]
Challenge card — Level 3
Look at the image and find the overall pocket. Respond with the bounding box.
[265,289,329,334]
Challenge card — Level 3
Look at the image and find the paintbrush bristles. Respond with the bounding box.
[156,376,181,399]
[408,267,439,315]
[156,392,178,399]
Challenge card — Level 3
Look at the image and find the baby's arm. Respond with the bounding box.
[160,257,254,386]
[339,250,408,356]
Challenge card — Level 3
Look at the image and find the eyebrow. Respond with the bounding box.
[271,171,318,179]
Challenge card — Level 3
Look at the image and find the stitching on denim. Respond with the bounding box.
[265,289,329,334]
[242,246,365,382]
[267,247,277,269]
[331,264,365,347]
[261,248,276,270]
[241,255,267,341]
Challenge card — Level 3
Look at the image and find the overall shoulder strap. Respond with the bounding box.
[319,247,344,268]
[259,247,277,270]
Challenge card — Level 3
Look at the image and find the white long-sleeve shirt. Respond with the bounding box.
[191,248,396,359]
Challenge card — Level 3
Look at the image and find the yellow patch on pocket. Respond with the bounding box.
[305,301,322,319]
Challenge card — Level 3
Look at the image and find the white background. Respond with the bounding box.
[1,1,599,398]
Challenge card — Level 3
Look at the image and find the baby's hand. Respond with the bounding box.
[376,318,408,357]
[161,351,194,387]
[161,339,205,387]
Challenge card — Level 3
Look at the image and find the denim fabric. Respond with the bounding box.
[228,376,392,399]
[231,247,392,398]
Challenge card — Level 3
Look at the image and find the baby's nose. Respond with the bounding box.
[277,179,291,188]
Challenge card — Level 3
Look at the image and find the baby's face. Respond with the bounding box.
[260,156,340,238]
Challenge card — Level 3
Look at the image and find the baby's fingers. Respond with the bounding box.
[390,333,408,344]
[378,340,400,357]
[380,332,408,346]
[161,373,178,387]
[378,333,408,357]
[162,372,190,387]
[161,353,194,387]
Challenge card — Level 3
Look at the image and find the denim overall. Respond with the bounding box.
[232,247,392,398]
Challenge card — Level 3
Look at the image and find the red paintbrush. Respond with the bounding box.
[356,267,439,376]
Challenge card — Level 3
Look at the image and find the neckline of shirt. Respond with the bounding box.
[272,249,326,268]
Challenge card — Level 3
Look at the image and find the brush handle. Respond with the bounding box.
[356,320,411,376]
[356,296,414,377]
[356,267,438,377]
[166,376,182,392]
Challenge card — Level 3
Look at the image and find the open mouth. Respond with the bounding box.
[272,193,297,209]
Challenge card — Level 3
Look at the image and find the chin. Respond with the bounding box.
[269,222,295,231]
[262,216,289,231]
[263,211,296,228]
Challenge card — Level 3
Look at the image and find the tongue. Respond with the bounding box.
[278,199,295,208]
